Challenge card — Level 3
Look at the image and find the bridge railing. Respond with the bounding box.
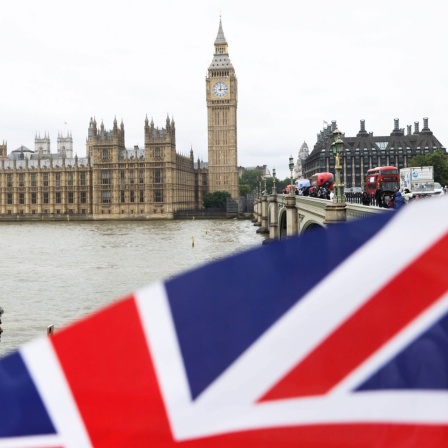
[257,193,389,241]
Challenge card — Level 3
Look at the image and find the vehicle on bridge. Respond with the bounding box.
[310,172,334,192]
[365,166,399,197]
[295,179,311,189]
[344,187,363,194]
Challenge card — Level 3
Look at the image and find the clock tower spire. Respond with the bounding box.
[206,17,239,199]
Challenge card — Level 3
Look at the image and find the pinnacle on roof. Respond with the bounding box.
[210,17,233,70]
[215,17,227,46]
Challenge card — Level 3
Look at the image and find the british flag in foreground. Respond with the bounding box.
[0,198,447,448]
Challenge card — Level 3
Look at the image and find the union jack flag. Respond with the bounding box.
[0,197,447,447]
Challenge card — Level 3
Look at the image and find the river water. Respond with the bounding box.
[0,218,264,356]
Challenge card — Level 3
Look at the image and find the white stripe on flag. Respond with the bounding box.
[330,291,448,395]
[21,337,92,448]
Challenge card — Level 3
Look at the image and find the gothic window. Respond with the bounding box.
[129,171,135,184]
[68,192,74,204]
[43,174,49,187]
[139,170,144,184]
[80,172,86,186]
[102,149,110,161]
[55,173,61,187]
[7,193,12,204]
[139,191,144,203]
[19,174,25,187]
[31,193,37,204]
[43,192,49,204]
[154,190,163,202]
[121,190,125,203]
[154,169,162,184]
[80,192,87,204]
[31,173,37,187]
[56,192,61,204]
[101,171,110,185]
[155,147,161,159]
[130,191,135,203]
[68,173,73,186]
[7,174,12,187]
[101,191,111,203]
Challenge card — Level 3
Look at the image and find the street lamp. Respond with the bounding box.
[263,174,267,195]
[331,129,345,203]
[289,155,294,195]
[272,168,276,194]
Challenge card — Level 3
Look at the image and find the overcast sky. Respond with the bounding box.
[1,0,447,179]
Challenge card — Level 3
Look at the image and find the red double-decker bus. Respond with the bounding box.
[365,166,400,196]
[310,172,334,191]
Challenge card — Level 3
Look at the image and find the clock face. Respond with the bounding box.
[213,81,228,97]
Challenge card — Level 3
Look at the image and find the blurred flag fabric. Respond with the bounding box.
[0,197,447,448]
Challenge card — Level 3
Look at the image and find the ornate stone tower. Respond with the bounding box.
[294,141,309,178]
[206,18,239,199]
[35,132,51,155]
[57,131,73,158]
[0,141,7,160]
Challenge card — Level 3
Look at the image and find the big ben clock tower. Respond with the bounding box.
[206,18,239,199]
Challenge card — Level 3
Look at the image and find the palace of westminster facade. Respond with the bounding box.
[0,19,239,220]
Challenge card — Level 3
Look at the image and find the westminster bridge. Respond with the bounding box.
[253,193,389,241]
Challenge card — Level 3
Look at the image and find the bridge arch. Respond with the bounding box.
[279,208,287,239]
[301,220,325,234]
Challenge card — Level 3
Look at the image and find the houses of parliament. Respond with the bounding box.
[0,19,239,220]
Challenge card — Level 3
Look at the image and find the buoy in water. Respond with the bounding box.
[192,236,195,247]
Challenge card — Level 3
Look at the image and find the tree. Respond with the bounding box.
[239,184,251,196]
[203,191,231,209]
[276,177,292,193]
[239,169,261,196]
[409,150,448,186]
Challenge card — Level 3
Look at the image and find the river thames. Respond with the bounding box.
[0,219,265,356]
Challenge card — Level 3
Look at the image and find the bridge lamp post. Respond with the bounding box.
[331,129,346,204]
[263,175,267,195]
[272,168,276,194]
[289,155,294,195]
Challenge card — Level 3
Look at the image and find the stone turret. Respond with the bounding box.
[57,131,73,158]
[0,141,7,160]
[35,132,51,154]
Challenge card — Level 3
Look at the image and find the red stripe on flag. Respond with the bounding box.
[260,233,448,400]
[51,296,175,447]
[181,424,448,447]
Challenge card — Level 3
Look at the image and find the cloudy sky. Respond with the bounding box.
[1,0,447,179]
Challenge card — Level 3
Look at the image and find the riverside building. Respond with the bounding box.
[0,19,238,220]
[303,118,446,189]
